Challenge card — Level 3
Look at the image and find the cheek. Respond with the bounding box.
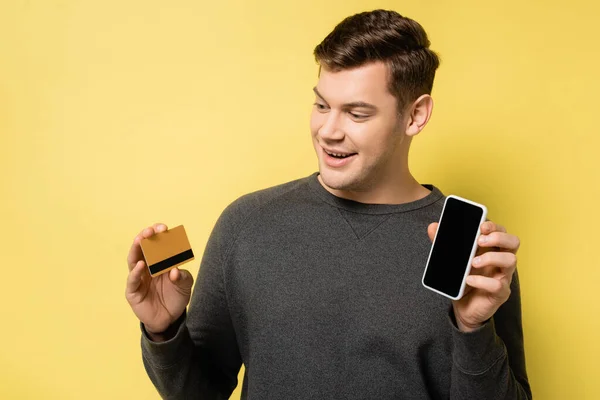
[310,110,327,136]
[348,124,377,151]
[353,124,394,158]
[309,109,321,136]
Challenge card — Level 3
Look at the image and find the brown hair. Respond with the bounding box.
[313,9,440,113]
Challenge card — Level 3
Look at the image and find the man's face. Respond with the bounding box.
[310,61,408,195]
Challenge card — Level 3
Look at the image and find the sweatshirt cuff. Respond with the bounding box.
[449,309,507,374]
[140,312,192,368]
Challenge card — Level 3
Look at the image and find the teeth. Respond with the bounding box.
[327,151,350,157]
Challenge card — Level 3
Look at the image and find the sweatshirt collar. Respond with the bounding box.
[306,172,444,215]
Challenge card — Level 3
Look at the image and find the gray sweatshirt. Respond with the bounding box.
[140,173,531,399]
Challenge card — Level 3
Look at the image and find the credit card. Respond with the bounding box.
[140,225,194,277]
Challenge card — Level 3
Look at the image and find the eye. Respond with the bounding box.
[349,112,368,120]
[314,102,329,112]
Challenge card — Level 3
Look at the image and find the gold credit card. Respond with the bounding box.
[139,225,195,277]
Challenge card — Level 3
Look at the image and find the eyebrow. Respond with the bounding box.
[313,87,378,111]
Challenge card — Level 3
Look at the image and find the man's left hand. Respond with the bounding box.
[427,220,520,332]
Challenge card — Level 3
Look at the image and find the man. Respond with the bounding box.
[126,9,531,399]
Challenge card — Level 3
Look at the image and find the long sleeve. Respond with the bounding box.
[449,270,532,399]
[140,209,243,399]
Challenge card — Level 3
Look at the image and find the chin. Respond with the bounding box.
[319,167,361,192]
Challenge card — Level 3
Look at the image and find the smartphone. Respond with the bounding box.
[422,195,487,300]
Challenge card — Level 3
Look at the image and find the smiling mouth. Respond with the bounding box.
[324,150,357,159]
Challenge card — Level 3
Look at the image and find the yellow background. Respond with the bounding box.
[1,0,598,398]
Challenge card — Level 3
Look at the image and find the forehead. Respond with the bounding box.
[316,62,395,106]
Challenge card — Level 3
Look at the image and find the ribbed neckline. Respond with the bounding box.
[306,172,444,215]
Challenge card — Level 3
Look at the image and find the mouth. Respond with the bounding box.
[321,147,357,167]
[323,149,357,159]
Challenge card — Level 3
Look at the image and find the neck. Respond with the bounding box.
[317,172,431,205]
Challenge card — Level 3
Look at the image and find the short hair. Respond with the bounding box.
[313,9,440,113]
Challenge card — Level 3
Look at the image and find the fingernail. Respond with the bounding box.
[479,235,488,244]
[473,256,481,265]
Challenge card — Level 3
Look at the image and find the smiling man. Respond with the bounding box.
[311,63,432,204]
[126,9,531,399]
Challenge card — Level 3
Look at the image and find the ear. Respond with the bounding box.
[404,94,433,137]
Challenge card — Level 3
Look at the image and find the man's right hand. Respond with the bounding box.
[125,223,194,339]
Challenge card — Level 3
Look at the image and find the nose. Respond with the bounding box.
[318,111,345,141]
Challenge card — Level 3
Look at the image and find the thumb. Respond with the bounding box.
[169,268,194,289]
[427,222,438,243]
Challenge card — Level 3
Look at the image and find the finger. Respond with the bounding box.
[127,224,169,270]
[481,221,507,235]
[142,223,169,237]
[126,260,147,295]
[127,233,145,271]
[478,231,520,252]
[493,270,514,286]
[465,275,511,299]
[127,226,154,267]
[127,226,153,270]
[427,223,438,243]
[472,251,517,270]
[141,226,156,239]
[153,223,168,233]
[169,268,194,290]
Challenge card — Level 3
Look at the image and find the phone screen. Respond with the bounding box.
[423,197,484,298]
